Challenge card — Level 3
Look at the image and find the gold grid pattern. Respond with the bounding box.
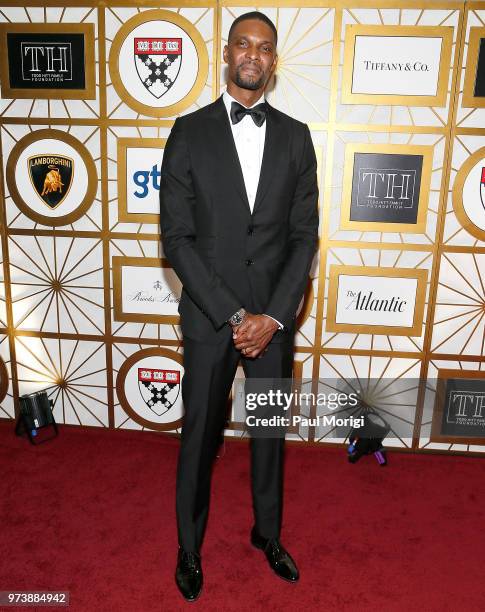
[0,1,484,454]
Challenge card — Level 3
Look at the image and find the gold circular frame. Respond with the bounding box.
[6,129,98,227]
[452,146,485,242]
[108,10,209,118]
[116,347,184,432]
[0,357,9,404]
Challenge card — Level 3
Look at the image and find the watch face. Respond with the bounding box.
[230,309,245,325]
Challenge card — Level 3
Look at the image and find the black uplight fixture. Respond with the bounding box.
[15,390,58,445]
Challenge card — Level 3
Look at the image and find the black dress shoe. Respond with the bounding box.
[251,527,299,582]
[175,548,203,602]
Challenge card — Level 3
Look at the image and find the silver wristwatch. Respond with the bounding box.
[228,307,247,326]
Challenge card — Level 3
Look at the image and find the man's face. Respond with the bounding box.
[223,19,277,92]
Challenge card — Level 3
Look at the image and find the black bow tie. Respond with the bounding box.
[230,101,267,127]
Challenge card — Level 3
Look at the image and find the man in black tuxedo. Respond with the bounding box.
[160,11,319,601]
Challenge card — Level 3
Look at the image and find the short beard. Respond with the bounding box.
[234,64,265,90]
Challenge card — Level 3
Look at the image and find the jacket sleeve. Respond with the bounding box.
[264,124,319,329]
[159,117,242,330]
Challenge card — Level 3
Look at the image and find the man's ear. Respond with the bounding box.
[223,44,228,63]
[271,54,278,74]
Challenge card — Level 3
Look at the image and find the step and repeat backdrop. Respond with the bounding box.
[0,1,484,454]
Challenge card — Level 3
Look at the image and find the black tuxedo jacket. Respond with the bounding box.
[160,95,319,344]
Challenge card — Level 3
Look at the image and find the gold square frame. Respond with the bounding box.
[112,256,180,325]
[326,265,428,337]
[341,25,454,107]
[430,369,485,446]
[462,27,485,108]
[340,142,433,234]
[117,138,165,224]
[0,23,96,100]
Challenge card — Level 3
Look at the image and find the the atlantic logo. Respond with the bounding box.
[344,290,408,314]
[326,265,428,336]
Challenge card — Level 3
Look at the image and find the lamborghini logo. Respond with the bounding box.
[28,154,74,209]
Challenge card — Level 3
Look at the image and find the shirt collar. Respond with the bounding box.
[222,90,266,124]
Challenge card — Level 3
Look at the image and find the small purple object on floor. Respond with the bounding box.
[374,450,387,466]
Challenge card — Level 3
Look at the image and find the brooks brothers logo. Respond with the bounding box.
[112,256,181,324]
[127,278,179,307]
[134,37,182,99]
[116,348,184,430]
[109,10,208,117]
[28,154,73,209]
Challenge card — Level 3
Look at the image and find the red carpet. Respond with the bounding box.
[0,422,484,611]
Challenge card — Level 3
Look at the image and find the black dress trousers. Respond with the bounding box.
[176,331,294,553]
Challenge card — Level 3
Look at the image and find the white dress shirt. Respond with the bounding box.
[222,91,265,213]
[222,91,283,331]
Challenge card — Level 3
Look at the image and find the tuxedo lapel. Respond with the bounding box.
[207,97,284,217]
[209,96,251,214]
[252,104,284,216]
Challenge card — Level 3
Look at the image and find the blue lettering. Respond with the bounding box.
[132,164,161,198]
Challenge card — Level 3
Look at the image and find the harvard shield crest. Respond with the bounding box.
[133,37,182,99]
[138,367,181,417]
[28,154,74,209]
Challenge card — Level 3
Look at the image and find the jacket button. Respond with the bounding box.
[247,226,253,235]
[245,259,253,266]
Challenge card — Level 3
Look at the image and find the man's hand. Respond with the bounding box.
[231,313,279,358]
